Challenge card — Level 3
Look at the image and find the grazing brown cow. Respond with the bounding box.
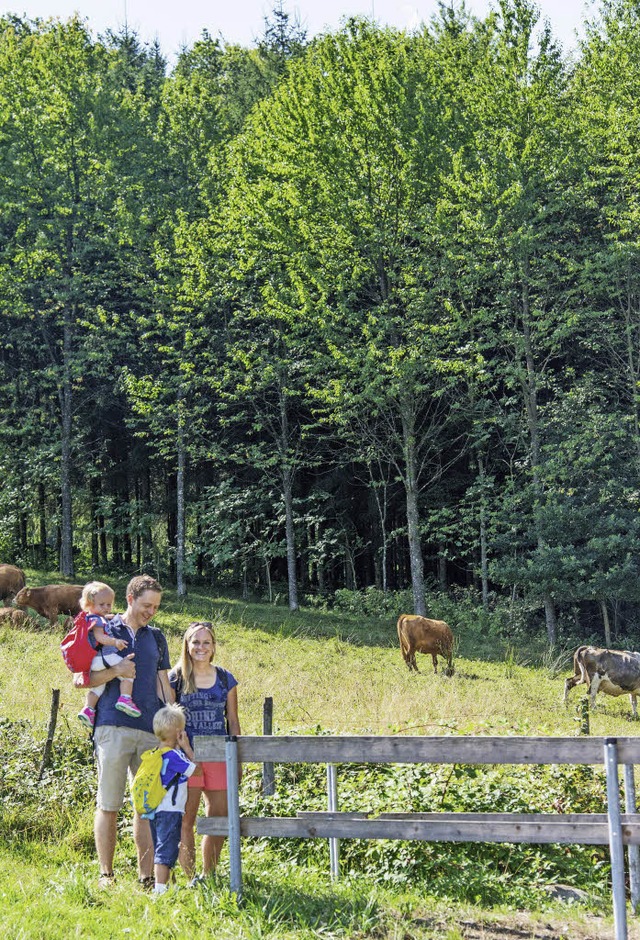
[0,564,26,602]
[397,614,455,675]
[564,645,640,718]
[14,584,83,626]
[0,606,28,627]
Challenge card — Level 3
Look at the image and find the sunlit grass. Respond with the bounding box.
[0,573,631,937]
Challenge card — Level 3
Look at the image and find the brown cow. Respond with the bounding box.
[0,606,28,627]
[397,614,455,675]
[14,583,83,626]
[0,564,26,602]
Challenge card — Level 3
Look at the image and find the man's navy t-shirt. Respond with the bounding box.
[94,615,170,734]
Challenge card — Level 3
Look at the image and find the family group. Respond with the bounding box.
[70,574,241,895]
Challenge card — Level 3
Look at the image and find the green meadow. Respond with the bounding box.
[1,574,637,938]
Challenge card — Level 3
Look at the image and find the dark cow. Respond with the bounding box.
[14,583,83,626]
[564,645,640,718]
[0,564,26,603]
[0,606,28,627]
[397,614,455,675]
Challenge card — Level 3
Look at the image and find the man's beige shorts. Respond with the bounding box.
[94,725,158,812]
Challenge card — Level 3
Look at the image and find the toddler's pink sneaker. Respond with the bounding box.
[78,706,95,728]
[115,695,142,718]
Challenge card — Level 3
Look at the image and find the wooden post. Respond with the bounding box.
[262,697,275,796]
[580,697,590,736]
[38,689,60,782]
[624,763,640,914]
[327,763,340,881]
[226,736,243,899]
[605,739,628,940]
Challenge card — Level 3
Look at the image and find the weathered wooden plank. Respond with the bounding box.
[194,734,640,765]
[298,811,370,820]
[350,812,611,824]
[197,814,640,844]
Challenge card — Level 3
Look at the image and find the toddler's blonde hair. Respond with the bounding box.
[80,581,115,611]
[153,703,186,742]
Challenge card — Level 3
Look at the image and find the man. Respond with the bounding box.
[74,574,173,887]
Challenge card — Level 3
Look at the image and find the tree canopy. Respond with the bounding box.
[0,1,638,642]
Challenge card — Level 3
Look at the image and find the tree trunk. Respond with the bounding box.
[520,277,556,645]
[401,401,426,616]
[600,599,612,647]
[282,466,298,610]
[90,476,100,569]
[279,390,298,611]
[59,305,74,578]
[176,402,186,598]
[265,558,273,602]
[437,545,447,590]
[623,283,640,465]
[38,481,47,566]
[140,467,153,567]
[477,453,489,610]
[166,473,177,579]
[368,461,390,594]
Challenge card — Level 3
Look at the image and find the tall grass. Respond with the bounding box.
[0,573,632,936]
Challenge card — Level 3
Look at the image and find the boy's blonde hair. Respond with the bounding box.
[153,703,186,742]
[80,581,115,611]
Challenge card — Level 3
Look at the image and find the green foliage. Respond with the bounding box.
[0,717,96,847]
[0,711,612,912]
[240,749,610,908]
[5,3,640,654]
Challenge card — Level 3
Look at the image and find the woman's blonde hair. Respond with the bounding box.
[153,703,186,741]
[177,621,216,694]
[80,581,115,612]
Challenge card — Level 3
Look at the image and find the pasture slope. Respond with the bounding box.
[1,571,638,939]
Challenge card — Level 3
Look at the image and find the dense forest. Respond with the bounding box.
[1,0,640,644]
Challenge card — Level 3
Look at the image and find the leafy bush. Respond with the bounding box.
[331,587,414,617]
[0,718,98,847]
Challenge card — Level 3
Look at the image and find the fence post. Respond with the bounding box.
[225,735,243,900]
[624,763,640,915]
[327,763,340,881]
[605,738,628,939]
[38,689,60,782]
[263,697,275,796]
[579,697,590,736]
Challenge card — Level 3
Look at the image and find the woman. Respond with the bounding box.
[169,621,241,880]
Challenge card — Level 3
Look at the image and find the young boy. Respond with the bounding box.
[149,703,198,895]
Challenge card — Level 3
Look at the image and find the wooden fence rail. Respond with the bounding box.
[194,735,640,940]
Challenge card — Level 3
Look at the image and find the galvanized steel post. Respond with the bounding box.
[605,738,628,939]
[623,762,640,915]
[226,735,243,899]
[327,763,340,881]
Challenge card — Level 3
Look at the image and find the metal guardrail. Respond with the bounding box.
[195,735,640,940]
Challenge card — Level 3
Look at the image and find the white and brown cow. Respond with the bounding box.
[397,614,455,675]
[564,645,640,718]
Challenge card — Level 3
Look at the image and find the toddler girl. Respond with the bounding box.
[77,581,141,728]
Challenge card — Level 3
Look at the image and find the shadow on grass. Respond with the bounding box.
[161,587,398,650]
[20,569,504,662]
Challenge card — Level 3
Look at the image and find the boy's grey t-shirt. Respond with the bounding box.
[94,615,170,734]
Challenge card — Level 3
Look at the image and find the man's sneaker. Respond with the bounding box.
[78,706,95,728]
[115,695,142,718]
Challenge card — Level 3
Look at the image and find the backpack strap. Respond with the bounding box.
[159,748,182,806]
